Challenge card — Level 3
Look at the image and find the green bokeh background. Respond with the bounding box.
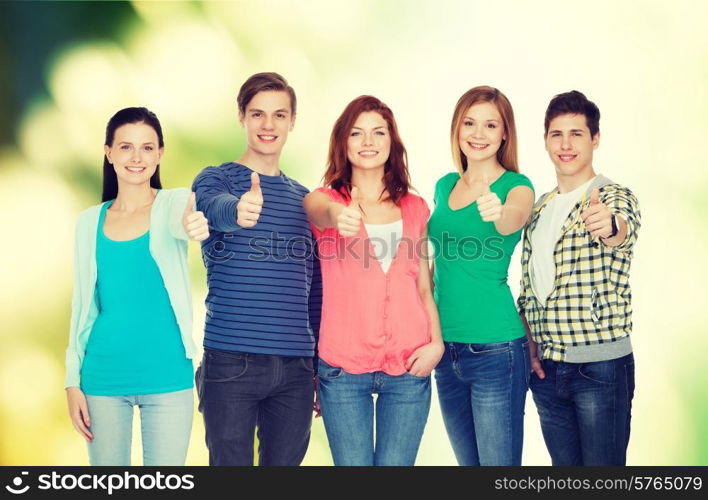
[0,0,706,465]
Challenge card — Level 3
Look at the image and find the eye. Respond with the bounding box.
[251,112,262,118]
[276,113,286,119]
[350,131,361,136]
[144,145,154,151]
[572,132,582,136]
[120,144,132,151]
[487,123,497,129]
[463,120,473,127]
[375,130,386,136]
[550,132,561,137]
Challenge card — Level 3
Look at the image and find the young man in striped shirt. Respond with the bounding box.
[518,91,641,465]
[192,72,321,466]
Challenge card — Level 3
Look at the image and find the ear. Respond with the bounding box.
[104,145,112,164]
[238,111,245,128]
[592,131,600,150]
[289,114,296,131]
[157,146,165,162]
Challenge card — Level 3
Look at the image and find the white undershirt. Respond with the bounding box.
[364,219,403,274]
[530,176,596,306]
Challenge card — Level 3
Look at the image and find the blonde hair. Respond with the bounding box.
[450,86,519,174]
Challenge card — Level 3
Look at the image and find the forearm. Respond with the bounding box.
[520,312,540,359]
[420,288,443,346]
[494,203,528,236]
[600,215,628,247]
[304,192,340,230]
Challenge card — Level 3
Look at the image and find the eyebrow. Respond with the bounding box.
[117,141,156,145]
[463,116,500,122]
[549,128,585,134]
[248,108,290,114]
[351,126,387,130]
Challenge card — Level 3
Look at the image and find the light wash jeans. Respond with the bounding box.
[317,359,431,466]
[85,388,193,466]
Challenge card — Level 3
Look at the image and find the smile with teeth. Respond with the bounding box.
[558,154,577,162]
[125,166,146,173]
[468,142,489,150]
[358,151,378,157]
[258,135,277,142]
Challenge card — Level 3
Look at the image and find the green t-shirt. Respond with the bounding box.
[428,170,534,343]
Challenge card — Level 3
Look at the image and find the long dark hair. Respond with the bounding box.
[324,95,410,205]
[102,107,164,202]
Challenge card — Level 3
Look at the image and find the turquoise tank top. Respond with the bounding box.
[81,201,193,395]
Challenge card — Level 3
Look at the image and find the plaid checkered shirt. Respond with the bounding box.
[517,175,641,362]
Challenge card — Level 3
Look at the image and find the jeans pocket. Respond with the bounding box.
[204,351,249,382]
[467,341,512,355]
[300,357,315,373]
[578,359,616,385]
[317,359,344,380]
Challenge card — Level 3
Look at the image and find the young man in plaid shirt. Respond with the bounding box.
[518,91,641,465]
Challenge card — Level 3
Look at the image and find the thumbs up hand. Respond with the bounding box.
[476,174,503,222]
[335,186,363,237]
[237,171,264,228]
[581,187,613,238]
[183,192,210,241]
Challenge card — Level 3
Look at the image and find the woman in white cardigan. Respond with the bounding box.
[65,107,209,465]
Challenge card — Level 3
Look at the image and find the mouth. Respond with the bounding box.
[358,150,379,158]
[125,166,147,173]
[257,135,277,143]
[467,142,489,151]
[557,154,577,163]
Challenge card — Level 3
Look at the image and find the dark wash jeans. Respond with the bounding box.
[195,348,315,466]
[530,353,635,466]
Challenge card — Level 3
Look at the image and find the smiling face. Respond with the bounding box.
[104,122,163,187]
[545,113,599,181]
[457,101,506,167]
[346,111,391,171]
[239,90,294,158]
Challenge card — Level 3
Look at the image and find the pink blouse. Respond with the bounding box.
[311,188,432,375]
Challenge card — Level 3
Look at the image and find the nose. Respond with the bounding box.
[560,134,572,150]
[131,149,142,163]
[263,115,274,130]
[362,132,374,147]
[471,123,485,139]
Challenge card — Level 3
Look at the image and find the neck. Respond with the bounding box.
[237,149,281,176]
[112,183,156,211]
[462,158,503,185]
[351,166,386,201]
[557,167,596,193]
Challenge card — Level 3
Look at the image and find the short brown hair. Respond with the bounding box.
[237,72,297,116]
[450,86,519,174]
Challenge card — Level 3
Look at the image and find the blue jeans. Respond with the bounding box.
[85,388,193,466]
[317,359,431,466]
[530,353,635,465]
[434,337,529,466]
[196,348,315,466]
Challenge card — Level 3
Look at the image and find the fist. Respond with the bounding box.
[477,175,503,222]
[336,186,363,237]
[183,192,210,241]
[581,188,613,238]
[237,171,263,228]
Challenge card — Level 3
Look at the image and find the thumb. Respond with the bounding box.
[184,191,197,214]
[482,173,491,194]
[349,186,361,209]
[590,187,600,205]
[250,172,262,196]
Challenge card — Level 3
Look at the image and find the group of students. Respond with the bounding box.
[64,72,641,467]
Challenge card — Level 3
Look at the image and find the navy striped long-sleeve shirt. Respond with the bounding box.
[192,162,321,357]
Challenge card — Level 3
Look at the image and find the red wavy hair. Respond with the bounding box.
[323,95,411,205]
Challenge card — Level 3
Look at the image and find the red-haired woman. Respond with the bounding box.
[304,96,443,466]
